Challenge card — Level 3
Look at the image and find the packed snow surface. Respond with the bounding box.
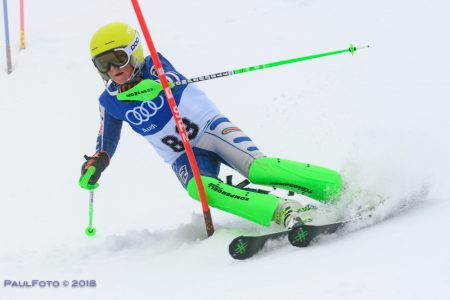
[1,0,449,299]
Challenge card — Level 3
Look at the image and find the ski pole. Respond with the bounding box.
[131,0,215,237]
[79,166,98,237]
[174,44,369,86]
[85,190,97,237]
[117,44,369,101]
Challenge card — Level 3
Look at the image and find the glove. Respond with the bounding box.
[79,151,110,190]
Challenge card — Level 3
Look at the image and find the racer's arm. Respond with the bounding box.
[96,105,123,157]
[80,106,123,189]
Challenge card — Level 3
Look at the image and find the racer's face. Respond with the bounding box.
[107,63,134,85]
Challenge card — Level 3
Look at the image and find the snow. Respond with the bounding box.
[1,0,449,299]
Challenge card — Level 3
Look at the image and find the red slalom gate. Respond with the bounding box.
[20,0,25,49]
[131,0,214,237]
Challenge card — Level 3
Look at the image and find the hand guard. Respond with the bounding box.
[79,151,110,190]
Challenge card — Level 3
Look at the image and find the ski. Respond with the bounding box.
[229,231,289,260]
[287,222,346,247]
[229,221,350,260]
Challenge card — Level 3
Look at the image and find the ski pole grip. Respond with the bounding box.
[79,166,99,190]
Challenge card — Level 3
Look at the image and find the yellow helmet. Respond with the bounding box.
[90,22,144,81]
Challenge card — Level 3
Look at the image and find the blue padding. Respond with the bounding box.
[247,146,259,152]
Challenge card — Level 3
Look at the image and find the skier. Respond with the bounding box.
[80,22,342,229]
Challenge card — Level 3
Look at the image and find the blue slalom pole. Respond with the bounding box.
[3,0,13,74]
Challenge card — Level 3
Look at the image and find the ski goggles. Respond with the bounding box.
[92,31,141,74]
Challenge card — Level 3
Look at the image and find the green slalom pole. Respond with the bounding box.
[117,44,369,101]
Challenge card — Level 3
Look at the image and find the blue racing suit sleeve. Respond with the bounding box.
[96,105,122,158]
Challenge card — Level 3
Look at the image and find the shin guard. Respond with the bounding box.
[248,157,342,203]
[187,176,279,226]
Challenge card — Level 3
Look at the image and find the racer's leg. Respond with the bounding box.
[195,114,342,203]
[248,157,342,203]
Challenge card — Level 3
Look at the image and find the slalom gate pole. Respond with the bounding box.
[2,0,12,73]
[19,0,25,49]
[172,44,370,86]
[117,44,370,102]
[130,0,214,237]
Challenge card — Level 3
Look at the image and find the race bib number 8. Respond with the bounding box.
[161,118,199,152]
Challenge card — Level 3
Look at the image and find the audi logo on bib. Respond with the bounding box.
[126,96,164,125]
